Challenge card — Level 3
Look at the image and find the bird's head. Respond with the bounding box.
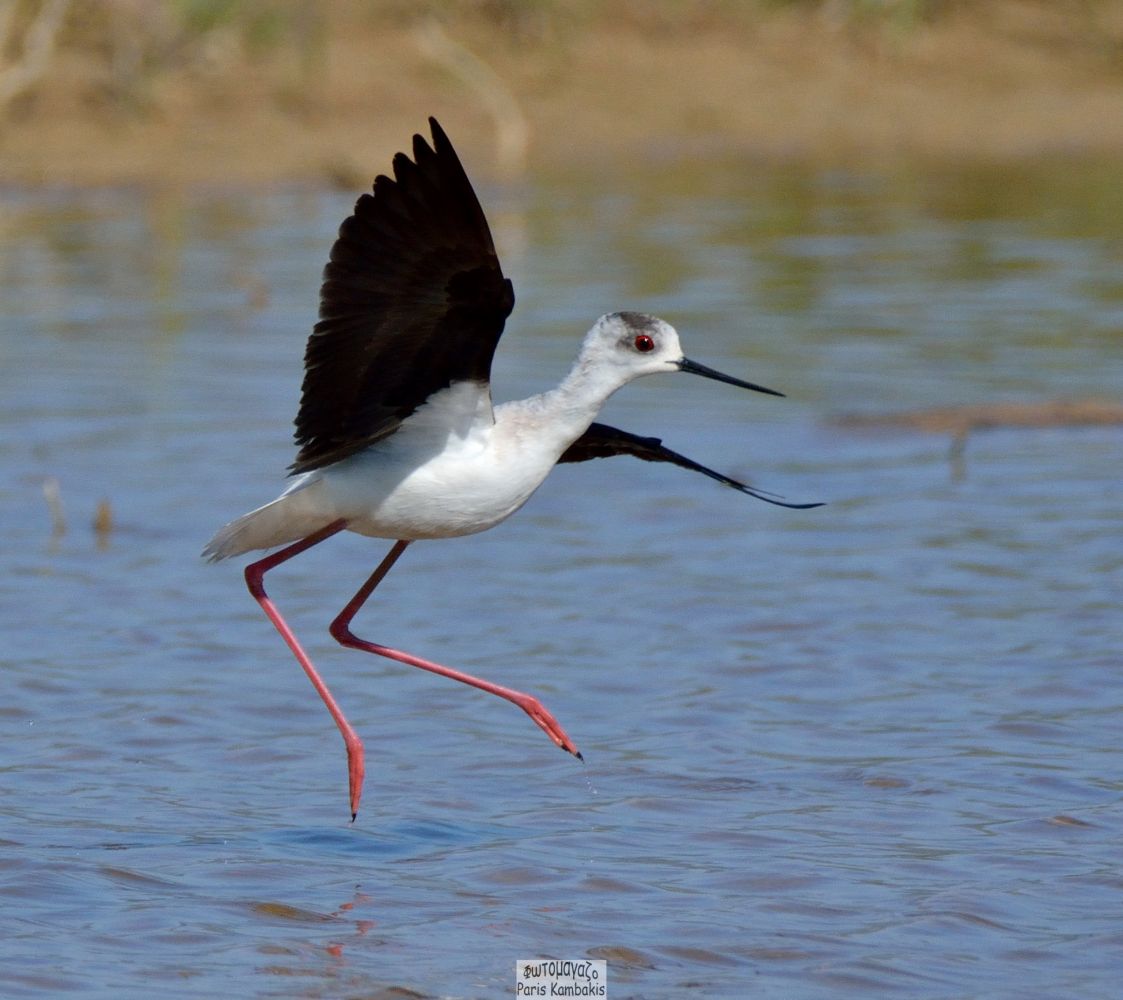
[581,311,785,397]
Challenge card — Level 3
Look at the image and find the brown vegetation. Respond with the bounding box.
[1,1,1122,187]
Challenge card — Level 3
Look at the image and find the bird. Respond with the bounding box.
[203,118,821,820]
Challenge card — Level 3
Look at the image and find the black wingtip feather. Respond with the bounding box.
[428,116,448,147]
[559,423,824,510]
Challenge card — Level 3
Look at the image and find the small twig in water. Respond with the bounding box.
[42,476,66,536]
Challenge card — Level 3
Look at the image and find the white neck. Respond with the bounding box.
[495,350,634,459]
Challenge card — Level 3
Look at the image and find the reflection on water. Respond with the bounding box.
[1,157,1120,998]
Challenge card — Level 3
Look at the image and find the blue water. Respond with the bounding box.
[1,159,1121,998]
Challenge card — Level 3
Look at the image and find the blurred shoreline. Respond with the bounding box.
[1,1,1121,188]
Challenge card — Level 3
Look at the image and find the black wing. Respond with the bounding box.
[290,118,515,475]
[558,423,824,509]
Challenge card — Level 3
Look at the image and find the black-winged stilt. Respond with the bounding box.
[204,118,821,819]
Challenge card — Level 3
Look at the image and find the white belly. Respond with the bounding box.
[315,383,563,541]
[322,436,551,540]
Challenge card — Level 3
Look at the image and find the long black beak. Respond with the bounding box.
[678,357,784,397]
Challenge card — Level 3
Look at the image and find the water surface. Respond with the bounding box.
[1,158,1120,998]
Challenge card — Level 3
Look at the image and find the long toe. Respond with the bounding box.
[517,695,582,760]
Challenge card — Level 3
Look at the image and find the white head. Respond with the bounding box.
[578,311,785,397]
[577,312,683,382]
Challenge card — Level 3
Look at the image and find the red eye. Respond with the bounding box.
[634,334,655,353]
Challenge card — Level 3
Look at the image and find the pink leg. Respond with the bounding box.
[243,519,367,820]
[329,542,583,762]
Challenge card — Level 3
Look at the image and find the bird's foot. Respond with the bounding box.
[346,739,366,822]
[516,694,583,761]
